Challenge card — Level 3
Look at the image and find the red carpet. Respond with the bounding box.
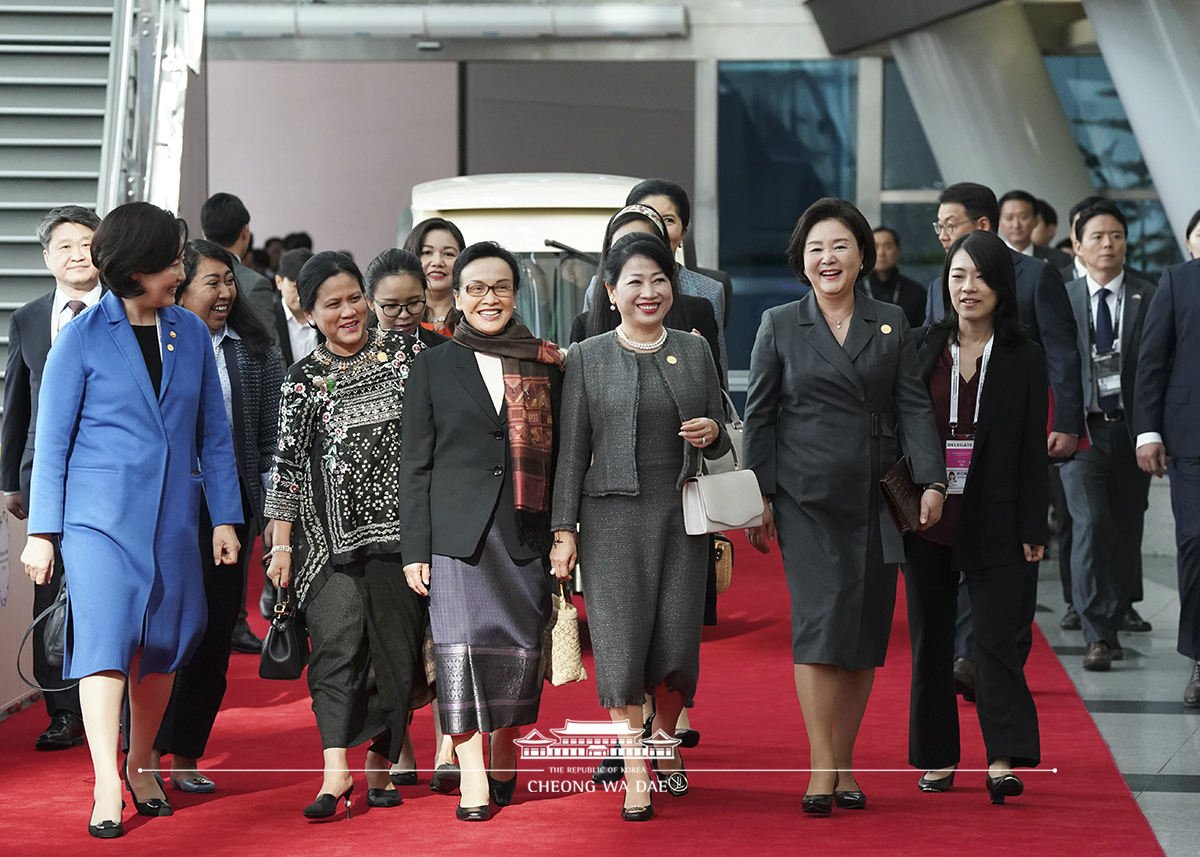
[0,539,1163,856]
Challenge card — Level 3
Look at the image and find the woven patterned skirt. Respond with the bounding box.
[430,522,552,735]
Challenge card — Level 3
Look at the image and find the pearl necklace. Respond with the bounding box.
[618,326,667,351]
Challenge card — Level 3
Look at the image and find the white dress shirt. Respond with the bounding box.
[285,311,319,363]
[50,284,102,344]
[1085,271,1125,413]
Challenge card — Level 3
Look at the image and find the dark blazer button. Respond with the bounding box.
[492,465,503,476]
[493,429,504,439]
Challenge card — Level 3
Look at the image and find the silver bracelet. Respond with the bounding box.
[269,545,293,555]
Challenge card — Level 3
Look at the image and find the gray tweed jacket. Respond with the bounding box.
[551,329,730,531]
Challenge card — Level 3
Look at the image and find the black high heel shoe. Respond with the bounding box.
[88,801,125,839]
[833,780,866,810]
[985,773,1023,805]
[488,772,518,807]
[430,763,461,794]
[802,774,838,815]
[367,788,402,808]
[389,768,418,787]
[303,785,354,820]
[918,767,957,793]
[124,762,172,817]
[651,758,689,796]
[456,804,491,822]
[621,795,654,822]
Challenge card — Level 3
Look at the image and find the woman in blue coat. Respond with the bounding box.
[21,202,242,839]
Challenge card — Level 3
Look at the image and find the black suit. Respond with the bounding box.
[399,342,562,565]
[867,268,927,330]
[904,326,1047,770]
[1,292,85,719]
[1058,275,1155,647]
[1033,243,1072,271]
[1134,259,1200,661]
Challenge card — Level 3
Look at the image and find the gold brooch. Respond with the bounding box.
[881,324,893,334]
[666,355,678,365]
[376,351,388,362]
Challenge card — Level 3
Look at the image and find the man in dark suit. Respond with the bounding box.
[1,205,101,749]
[925,183,1084,694]
[868,227,927,329]
[1135,257,1200,707]
[1057,202,1156,671]
[200,192,278,347]
[1031,198,1073,270]
[1000,190,1072,271]
[272,247,319,367]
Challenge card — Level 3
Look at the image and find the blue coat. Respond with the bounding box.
[28,291,242,680]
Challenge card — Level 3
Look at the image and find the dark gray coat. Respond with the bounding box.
[743,292,943,668]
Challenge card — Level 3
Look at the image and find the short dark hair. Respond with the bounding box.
[282,232,313,251]
[626,178,691,228]
[92,202,188,299]
[402,217,466,256]
[37,205,101,248]
[873,226,900,248]
[1074,201,1128,242]
[277,248,313,282]
[935,230,1026,345]
[364,248,426,298]
[998,190,1038,214]
[265,236,283,250]
[1055,237,1074,252]
[938,183,999,233]
[178,239,275,355]
[1186,208,1200,240]
[1068,195,1107,227]
[297,251,363,314]
[1034,198,1058,227]
[586,206,671,338]
[785,198,876,284]
[452,241,521,293]
[200,192,250,248]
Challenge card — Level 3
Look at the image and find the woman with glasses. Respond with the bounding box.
[400,241,563,822]
[366,248,449,348]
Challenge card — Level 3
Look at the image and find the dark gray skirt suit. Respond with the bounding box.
[743,291,944,670]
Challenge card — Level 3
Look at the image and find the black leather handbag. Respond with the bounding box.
[259,591,309,681]
[17,583,78,692]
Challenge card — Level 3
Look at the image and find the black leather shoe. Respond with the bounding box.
[36,711,84,750]
[389,768,418,787]
[675,728,700,749]
[833,786,866,809]
[918,767,956,792]
[88,802,125,839]
[304,785,353,820]
[801,794,833,815]
[621,800,654,821]
[1184,661,1200,708]
[1111,642,1125,661]
[456,804,490,822]
[953,658,976,703]
[651,758,689,796]
[1083,641,1113,671]
[985,773,1023,805]
[1121,607,1152,633]
[366,788,402,808]
[1060,605,1081,630]
[592,751,624,784]
[488,772,518,807]
[124,763,172,817]
[230,623,264,654]
[430,763,461,794]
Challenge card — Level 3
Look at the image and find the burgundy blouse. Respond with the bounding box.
[919,344,983,548]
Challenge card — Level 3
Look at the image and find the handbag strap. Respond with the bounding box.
[16,588,80,693]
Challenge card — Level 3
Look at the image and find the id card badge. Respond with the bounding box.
[945,437,974,495]
[1093,350,1121,397]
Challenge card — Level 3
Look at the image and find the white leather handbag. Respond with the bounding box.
[703,390,744,476]
[681,444,764,536]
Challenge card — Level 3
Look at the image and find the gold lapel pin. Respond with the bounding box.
[666,355,678,365]
[1132,293,1142,300]
[167,344,175,352]
[881,324,893,334]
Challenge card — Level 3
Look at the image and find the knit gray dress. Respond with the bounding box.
[578,353,708,708]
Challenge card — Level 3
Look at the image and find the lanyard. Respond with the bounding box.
[949,336,993,435]
[1086,285,1124,352]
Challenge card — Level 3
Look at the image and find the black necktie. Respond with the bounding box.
[1095,288,1118,415]
[66,299,86,318]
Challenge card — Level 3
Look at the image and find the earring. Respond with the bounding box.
[610,302,617,311]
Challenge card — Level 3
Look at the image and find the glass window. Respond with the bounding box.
[1114,200,1181,277]
[879,202,945,288]
[882,60,942,191]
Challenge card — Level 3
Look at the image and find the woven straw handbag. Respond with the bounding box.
[714,534,734,595]
[542,581,588,686]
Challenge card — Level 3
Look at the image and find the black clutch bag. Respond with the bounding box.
[880,457,923,535]
[259,591,309,681]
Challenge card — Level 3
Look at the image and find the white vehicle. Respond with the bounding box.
[402,172,642,342]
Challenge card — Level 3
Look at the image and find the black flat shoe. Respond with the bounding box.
[456,804,490,822]
[621,800,654,822]
[833,787,866,809]
[651,758,689,796]
[592,750,624,784]
[304,785,354,820]
[675,728,700,749]
[488,773,518,807]
[88,802,125,839]
[985,773,1024,805]
[367,788,402,808]
[389,768,418,787]
[430,763,461,794]
[918,768,957,793]
[124,763,172,817]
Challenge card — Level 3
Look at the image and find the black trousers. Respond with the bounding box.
[1169,458,1200,661]
[33,537,82,719]
[154,500,252,759]
[905,534,1040,770]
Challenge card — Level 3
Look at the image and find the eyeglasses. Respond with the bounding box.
[375,298,426,318]
[462,281,515,298]
[932,218,978,237]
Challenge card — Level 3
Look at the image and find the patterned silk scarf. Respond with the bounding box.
[452,319,565,517]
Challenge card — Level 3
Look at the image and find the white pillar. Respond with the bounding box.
[891,2,1094,229]
[692,58,719,269]
[1082,0,1200,251]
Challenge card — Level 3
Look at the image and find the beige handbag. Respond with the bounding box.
[542,581,588,686]
[682,443,764,536]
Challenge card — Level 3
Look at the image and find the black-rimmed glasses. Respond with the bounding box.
[375,298,427,318]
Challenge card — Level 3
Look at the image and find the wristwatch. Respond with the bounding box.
[925,483,948,497]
